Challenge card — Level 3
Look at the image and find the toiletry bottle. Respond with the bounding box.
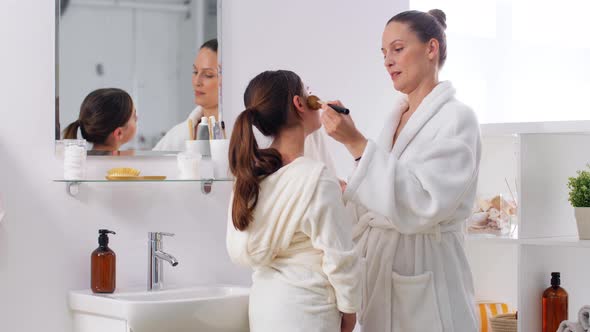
[542,272,568,332]
[196,116,211,156]
[91,229,116,293]
[210,115,222,139]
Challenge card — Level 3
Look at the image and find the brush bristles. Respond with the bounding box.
[307,95,322,110]
[107,167,140,177]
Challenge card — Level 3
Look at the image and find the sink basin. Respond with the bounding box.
[69,285,250,332]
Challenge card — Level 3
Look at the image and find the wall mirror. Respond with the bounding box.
[55,0,219,156]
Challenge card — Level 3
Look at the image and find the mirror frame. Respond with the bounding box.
[54,0,222,157]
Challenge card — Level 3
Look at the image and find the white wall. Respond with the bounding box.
[411,0,590,124]
[0,1,248,332]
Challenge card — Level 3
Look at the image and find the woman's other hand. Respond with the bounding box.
[321,101,367,159]
[338,179,347,193]
[340,312,357,332]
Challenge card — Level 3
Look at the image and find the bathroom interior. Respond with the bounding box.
[1,0,590,331]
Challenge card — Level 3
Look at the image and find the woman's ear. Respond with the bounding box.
[427,38,439,62]
[113,127,124,141]
[292,95,306,115]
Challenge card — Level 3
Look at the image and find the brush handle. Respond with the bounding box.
[328,103,350,115]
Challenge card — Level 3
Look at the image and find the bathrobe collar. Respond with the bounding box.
[381,81,456,158]
[188,105,203,124]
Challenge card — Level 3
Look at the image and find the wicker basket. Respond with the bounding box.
[490,313,517,332]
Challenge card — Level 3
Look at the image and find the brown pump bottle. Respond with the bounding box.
[91,229,116,293]
[542,272,568,332]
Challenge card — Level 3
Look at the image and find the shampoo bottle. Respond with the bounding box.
[196,116,211,157]
[542,272,568,332]
[91,229,116,293]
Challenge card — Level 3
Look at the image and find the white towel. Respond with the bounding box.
[557,321,585,332]
[579,306,590,330]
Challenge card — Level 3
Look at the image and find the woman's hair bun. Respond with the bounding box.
[428,9,447,30]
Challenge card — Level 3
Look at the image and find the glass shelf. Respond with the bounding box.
[54,178,234,196]
[53,179,233,183]
[466,233,519,244]
[519,236,590,248]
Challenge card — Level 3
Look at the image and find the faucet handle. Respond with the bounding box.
[149,232,175,240]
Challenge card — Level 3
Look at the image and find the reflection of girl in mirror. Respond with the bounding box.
[63,88,137,152]
[153,38,219,151]
[226,70,360,332]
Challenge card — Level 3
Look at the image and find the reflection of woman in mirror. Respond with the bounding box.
[226,70,360,332]
[153,38,219,151]
[63,88,137,152]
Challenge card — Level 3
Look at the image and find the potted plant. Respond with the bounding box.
[567,164,590,240]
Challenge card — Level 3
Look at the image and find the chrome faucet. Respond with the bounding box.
[148,232,179,290]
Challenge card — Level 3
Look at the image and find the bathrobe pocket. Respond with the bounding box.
[392,271,443,332]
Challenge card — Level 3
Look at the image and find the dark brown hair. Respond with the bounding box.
[229,70,305,231]
[63,88,134,144]
[200,38,218,53]
[388,9,447,67]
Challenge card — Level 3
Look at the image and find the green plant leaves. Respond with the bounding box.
[568,164,590,207]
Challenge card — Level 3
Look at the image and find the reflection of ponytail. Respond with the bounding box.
[229,108,282,231]
[63,120,80,139]
[61,88,133,143]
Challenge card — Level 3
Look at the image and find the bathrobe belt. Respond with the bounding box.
[355,212,464,242]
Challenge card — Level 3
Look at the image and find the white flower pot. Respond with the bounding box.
[574,207,590,240]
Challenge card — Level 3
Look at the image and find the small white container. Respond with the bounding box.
[210,139,230,179]
[185,140,210,157]
[177,151,201,180]
[63,139,87,180]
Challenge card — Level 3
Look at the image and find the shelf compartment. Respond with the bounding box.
[518,245,590,331]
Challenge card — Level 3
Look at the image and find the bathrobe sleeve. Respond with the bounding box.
[343,108,480,234]
[302,169,361,314]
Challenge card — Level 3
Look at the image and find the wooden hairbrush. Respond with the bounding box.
[307,95,350,115]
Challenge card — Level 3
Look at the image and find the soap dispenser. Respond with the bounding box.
[542,272,568,332]
[91,229,116,293]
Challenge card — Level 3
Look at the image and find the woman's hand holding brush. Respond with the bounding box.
[320,100,367,160]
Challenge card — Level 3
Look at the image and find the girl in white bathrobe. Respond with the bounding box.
[321,9,481,332]
[226,70,361,332]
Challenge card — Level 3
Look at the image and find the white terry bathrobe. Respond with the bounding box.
[153,106,203,151]
[343,81,481,332]
[227,157,361,331]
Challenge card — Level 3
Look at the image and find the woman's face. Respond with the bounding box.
[382,21,435,94]
[192,48,219,109]
[120,107,137,145]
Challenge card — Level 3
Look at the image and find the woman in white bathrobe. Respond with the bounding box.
[153,39,219,151]
[321,9,481,332]
[226,70,361,332]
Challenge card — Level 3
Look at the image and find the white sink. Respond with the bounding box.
[69,285,250,332]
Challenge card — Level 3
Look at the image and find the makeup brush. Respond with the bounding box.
[307,95,350,115]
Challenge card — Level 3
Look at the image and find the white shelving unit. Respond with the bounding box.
[466,126,590,331]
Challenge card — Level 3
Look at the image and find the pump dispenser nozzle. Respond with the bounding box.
[98,229,116,246]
